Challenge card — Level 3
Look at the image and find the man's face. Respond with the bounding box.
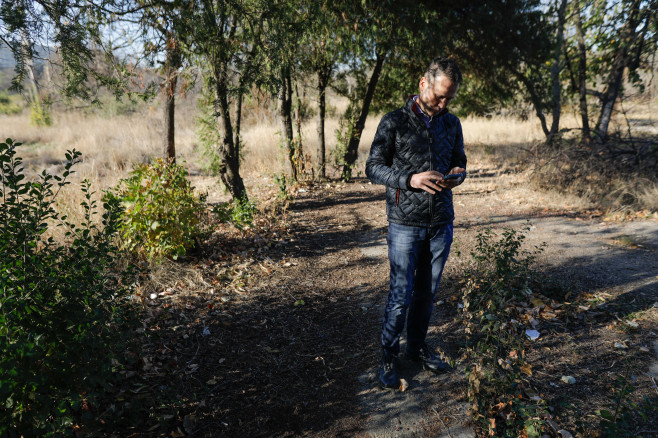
[417,75,458,117]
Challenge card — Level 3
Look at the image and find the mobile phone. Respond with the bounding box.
[443,173,463,181]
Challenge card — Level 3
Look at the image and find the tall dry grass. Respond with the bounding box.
[2,96,656,221]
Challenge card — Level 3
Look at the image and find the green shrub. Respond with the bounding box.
[28,86,52,127]
[212,195,257,230]
[29,100,52,126]
[195,87,224,176]
[107,158,206,261]
[460,225,547,437]
[0,92,24,115]
[0,138,135,436]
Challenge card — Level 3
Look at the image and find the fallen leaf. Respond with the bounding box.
[294,299,305,306]
[399,378,409,392]
[530,297,545,308]
[520,364,533,376]
[614,342,628,349]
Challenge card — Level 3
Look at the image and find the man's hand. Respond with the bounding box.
[437,167,465,190]
[409,170,445,194]
[409,167,465,194]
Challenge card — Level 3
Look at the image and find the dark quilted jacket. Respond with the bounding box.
[365,97,467,227]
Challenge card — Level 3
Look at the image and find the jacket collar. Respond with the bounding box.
[404,96,448,130]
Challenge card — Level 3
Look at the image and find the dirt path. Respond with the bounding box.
[145,166,657,437]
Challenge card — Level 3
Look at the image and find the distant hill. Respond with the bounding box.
[0,44,15,69]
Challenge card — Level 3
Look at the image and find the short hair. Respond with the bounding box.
[425,57,462,86]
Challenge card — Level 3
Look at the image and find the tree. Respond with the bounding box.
[548,0,568,143]
[335,0,432,180]
[437,0,553,136]
[1,0,153,101]
[300,0,344,179]
[260,0,307,182]
[137,0,192,161]
[591,0,656,141]
[562,0,657,143]
[187,0,268,201]
[2,0,199,159]
[573,0,591,143]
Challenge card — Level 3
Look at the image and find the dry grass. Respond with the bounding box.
[2,97,655,222]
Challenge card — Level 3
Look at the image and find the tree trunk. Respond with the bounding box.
[317,69,329,178]
[277,68,296,181]
[548,0,568,143]
[342,51,386,180]
[163,35,181,161]
[294,83,305,177]
[234,89,243,158]
[513,69,550,137]
[214,74,247,201]
[20,29,38,93]
[316,65,330,179]
[595,0,642,142]
[574,2,591,144]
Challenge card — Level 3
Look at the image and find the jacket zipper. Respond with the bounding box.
[427,128,433,220]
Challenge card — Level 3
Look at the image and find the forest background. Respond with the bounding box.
[1,0,657,436]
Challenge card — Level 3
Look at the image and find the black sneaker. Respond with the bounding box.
[378,354,399,389]
[405,343,452,373]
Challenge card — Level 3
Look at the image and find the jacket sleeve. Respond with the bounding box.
[449,118,467,179]
[365,113,412,190]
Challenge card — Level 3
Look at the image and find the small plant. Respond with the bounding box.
[460,225,548,437]
[274,173,290,201]
[212,195,257,230]
[596,362,656,437]
[29,99,52,126]
[333,100,359,181]
[28,85,52,126]
[106,158,206,261]
[0,138,135,436]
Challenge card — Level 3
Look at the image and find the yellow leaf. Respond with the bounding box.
[530,297,545,307]
[520,364,533,376]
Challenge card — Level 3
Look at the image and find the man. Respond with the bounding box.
[365,57,466,389]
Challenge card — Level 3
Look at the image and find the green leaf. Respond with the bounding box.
[599,409,614,421]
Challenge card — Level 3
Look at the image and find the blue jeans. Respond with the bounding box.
[382,222,453,357]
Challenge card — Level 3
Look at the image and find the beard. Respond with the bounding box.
[417,94,440,116]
